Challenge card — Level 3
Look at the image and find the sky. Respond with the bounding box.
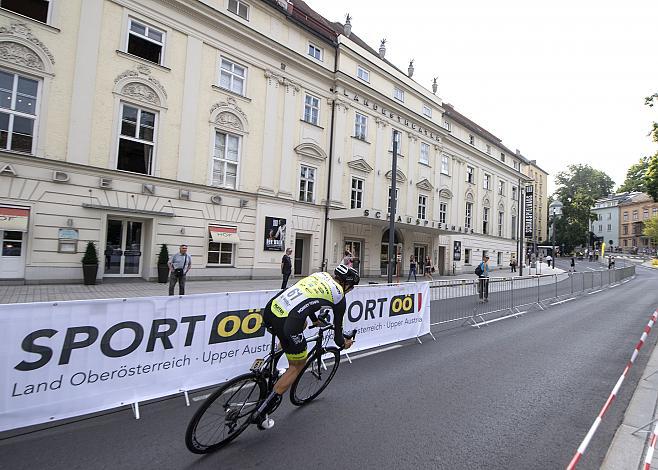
[308,0,658,194]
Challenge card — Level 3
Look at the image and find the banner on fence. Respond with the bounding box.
[0,282,429,432]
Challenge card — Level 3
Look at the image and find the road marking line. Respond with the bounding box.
[474,311,525,326]
[349,344,403,361]
[588,289,603,295]
[586,267,597,271]
[609,284,619,288]
[551,298,576,305]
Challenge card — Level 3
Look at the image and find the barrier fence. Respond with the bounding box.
[429,266,636,327]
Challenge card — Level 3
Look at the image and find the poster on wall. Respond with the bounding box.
[453,241,462,261]
[264,217,286,251]
[524,185,534,238]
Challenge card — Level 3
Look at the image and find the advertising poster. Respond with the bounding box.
[264,217,286,251]
[453,241,462,261]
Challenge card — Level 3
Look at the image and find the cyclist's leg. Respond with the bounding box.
[273,316,308,395]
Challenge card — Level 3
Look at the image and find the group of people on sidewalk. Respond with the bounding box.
[407,255,435,281]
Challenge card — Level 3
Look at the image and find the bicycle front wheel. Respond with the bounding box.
[290,347,341,406]
[185,373,266,454]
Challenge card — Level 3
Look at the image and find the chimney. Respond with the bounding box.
[407,59,414,78]
[379,39,386,59]
[344,13,352,37]
[432,77,438,94]
[515,149,521,155]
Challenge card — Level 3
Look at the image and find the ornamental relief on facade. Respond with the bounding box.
[0,41,44,70]
[215,111,243,131]
[114,66,168,103]
[210,97,248,131]
[0,22,55,66]
[121,83,160,106]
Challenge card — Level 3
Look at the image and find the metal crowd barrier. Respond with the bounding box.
[429,266,636,327]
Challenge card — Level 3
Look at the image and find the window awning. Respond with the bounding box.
[209,226,240,244]
[0,207,29,231]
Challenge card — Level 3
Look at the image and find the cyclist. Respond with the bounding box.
[253,264,360,427]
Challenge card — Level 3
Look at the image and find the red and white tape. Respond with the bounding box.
[567,309,658,470]
[643,423,658,470]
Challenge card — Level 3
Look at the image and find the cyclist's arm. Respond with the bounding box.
[332,297,347,347]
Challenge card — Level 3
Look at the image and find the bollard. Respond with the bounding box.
[537,276,540,303]
[511,277,515,310]
[571,272,574,295]
[554,274,558,299]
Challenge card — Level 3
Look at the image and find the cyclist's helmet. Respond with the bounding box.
[334,264,360,286]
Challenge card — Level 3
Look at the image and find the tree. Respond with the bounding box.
[618,156,650,193]
[644,93,658,201]
[552,164,615,251]
[644,216,658,247]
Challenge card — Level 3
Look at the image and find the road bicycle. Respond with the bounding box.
[185,312,355,454]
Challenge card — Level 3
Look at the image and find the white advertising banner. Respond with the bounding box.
[0,282,430,432]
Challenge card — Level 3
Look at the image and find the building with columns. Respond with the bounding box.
[0,0,537,283]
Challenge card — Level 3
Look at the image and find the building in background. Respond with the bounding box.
[0,0,540,282]
[590,192,640,251]
[618,193,658,254]
[522,159,549,244]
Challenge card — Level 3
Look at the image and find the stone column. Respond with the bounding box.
[374,117,389,210]
[328,100,350,206]
[277,78,300,198]
[259,70,283,194]
[176,36,203,183]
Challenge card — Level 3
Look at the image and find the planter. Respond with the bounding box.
[82,264,98,285]
[157,265,169,283]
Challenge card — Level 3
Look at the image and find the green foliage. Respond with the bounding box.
[647,153,658,202]
[81,241,98,265]
[618,156,650,193]
[157,244,169,266]
[643,216,658,246]
[552,164,615,251]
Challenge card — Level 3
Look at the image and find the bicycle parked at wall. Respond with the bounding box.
[185,311,356,454]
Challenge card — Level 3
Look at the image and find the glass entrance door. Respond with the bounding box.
[0,230,26,278]
[344,240,362,274]
[104,219,143,276]
[414,246,427,273]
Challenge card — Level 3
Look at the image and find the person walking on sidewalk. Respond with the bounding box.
[476,255,490,302]
[281,248,292,289]
[407,255,417,282]
[570,256,576,273]
[168,244,191,295]
[423,255,434,281]
[546,254,553,269]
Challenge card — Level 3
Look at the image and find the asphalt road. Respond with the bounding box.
[1,265,657,470]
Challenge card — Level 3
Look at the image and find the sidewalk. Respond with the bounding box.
[0,263,564,305]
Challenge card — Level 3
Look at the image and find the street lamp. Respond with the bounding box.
[549,199,563,261]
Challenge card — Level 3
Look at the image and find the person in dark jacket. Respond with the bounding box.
[281,248,292,289]
[407,255,417,281]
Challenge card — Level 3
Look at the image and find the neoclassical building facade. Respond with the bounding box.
[0,0,537,282]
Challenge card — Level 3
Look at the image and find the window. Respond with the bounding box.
[420,142,430,165]
[497,252,503,266]
[388,187,399,214]
[486,144,491,155]
[483,174,491,190]
[513,160,520,170]
[598,224,602,232]
[512,186,518,201]
[228,0,249,19]
[439,202,447,224]
[624,240,628,247]
[418,195,427,219]
[444,120,451,132]
[299,165,315,203]
[624,212,629,222]
[212,131,240,189]
[464,248,471,265]
[653,208,658,216]
[394,87,404,102]
[483,207,489,234]
[511,214,517,240]
[498,181,505,196]
[469,134,475,145]
[466,166,474,184]
[127,19,165,65]
[607,224,612,232]
[644,209,649,219]
[498,211,504,237]
[219,58,246,95]
[500,152,505,162]
[357,66,370,82]
[303,94,320,125]
[0,70,38,154]
[465,202,473,229]
[441,156,450,175]
[422,104,432,118]
[308,43,323,61]
[354,113,367,140]
[208,228,234,266]
[633,210,638,221]
[117,103,156,175]
[607,213,612,220]
[598,214,602,221]
[0,0,50,23]
[350,177,363,209]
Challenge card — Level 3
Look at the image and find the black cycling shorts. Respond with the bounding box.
[263,300,308,361]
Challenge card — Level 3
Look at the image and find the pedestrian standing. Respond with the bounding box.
[423,255,434,280]
[407,255,417,282]
[476,255,490,302]
[570,256,576,273]
[281,248,292,289]
[168,244,191,295]
[342,250,353,267]
[546,254,553,269]
[510,257,517,273]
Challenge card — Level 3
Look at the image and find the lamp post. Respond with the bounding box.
[549,199,563,260]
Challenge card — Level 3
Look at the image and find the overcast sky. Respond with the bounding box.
[310,0,658,193]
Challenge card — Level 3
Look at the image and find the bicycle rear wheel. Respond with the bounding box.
[290,347,340,406]
[185,373,267,454]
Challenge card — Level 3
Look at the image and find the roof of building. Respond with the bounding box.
[618,192,656,206]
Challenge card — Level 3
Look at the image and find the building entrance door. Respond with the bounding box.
[380,229,403,277]
[294,237,304,276]
[0,230,26,278]
[344,240,362,274]
[438,246,446,275]
[414,245,427,274]
[104,219,143,277]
